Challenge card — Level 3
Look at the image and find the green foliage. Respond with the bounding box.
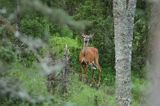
[102,67,115,86]
[60,26,74,38]
[0,47,16,63]
[67,76,107,106]
[9,64,49,97]
[2,63,53,106]
[132,77,148,106]
[17,51,37,67]
[0,0,16,14]
[48,36,79,57]
[21,15,50,38]
[132,8,149,72]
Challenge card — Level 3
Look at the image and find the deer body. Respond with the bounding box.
[80,47,98,65]
[79,34,101,85]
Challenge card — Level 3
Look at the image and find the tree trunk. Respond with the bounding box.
[148,1,160,106]
[113,0,137,106]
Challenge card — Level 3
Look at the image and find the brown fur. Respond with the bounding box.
[79,47,101,85]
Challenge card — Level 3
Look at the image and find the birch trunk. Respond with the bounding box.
[113,0,137,106]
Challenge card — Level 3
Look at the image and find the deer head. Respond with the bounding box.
[81,33,94,47]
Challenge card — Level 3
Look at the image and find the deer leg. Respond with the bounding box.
[84,64,88,83]
[95,59,101,85]
[91,69,95,83]
[80,65,83,81]
[97,67,101,85]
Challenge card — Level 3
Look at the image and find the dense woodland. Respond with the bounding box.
[0,0,151,106]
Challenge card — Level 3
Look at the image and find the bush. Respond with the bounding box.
[48,36,80,57]
[0,47,16,63]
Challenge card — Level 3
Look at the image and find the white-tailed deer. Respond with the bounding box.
[79,33,101,85]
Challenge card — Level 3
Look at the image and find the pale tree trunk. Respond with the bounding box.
[148,1,160,106]
[113,0,137,106]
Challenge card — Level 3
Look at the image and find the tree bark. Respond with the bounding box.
[148,1,160,106]
[113,0,137,106]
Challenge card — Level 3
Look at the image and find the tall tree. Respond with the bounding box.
[148,1,160,106]
[113,0,137,106]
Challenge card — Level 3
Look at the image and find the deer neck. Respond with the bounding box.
[82,43,88,55]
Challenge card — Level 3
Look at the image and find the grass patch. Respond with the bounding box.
[8,63,49,97]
